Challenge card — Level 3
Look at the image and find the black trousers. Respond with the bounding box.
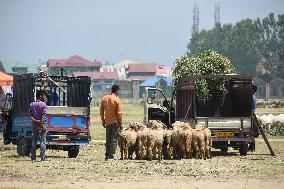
[105,122,120,159]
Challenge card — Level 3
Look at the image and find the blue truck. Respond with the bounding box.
[2,72,91,158]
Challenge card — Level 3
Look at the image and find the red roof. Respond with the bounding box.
[156,65,172,74]
[129,75,156,81]
[73,72,118,80]
[0,71,13,86]
[128,63,156,73]
[48,55,102,68]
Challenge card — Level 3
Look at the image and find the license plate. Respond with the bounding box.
[215,132,234,137]
[58,135,66,140]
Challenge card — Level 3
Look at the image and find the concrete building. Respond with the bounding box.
[48,55,102,76]
[0,61,37,75]
[128,63,157,82]
[100,64,126,79]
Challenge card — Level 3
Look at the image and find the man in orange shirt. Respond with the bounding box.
[100,84,123,160]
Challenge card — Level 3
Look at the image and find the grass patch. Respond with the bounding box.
[256,108,284,115]
[90,103,284,140]
[90,103,144,140]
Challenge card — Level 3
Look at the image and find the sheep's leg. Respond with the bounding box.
[125,145,129,160]
[120,145,124,160]
[158,145,162,161]
[186,140,192,159]
[209,139,212,158]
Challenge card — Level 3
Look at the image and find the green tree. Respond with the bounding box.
[187,13,284,77]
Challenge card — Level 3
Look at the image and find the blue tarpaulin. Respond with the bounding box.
[139,77,172,87]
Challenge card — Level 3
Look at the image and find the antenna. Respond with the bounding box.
[214,0,220,25]
[192,0,199,36]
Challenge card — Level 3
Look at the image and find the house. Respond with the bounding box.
[0,61,37,75]
[128,63,157,82]
[73,71,118,90]
[48,55,102,76]
[100,64,127,79]
[74,71,119,103]
[156,65,172,77]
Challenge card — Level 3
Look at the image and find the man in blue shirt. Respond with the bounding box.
[249,85,259,152]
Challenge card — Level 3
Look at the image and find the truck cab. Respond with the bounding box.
[3,72,91,158]
[144,74,255,156]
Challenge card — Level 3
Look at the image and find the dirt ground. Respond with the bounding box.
[0,138,284,189]
[1,105,284,188]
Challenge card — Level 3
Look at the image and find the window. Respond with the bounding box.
[104,80,113,83]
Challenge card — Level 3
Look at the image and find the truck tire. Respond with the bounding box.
[68,146,79,158]
[221,147,228,153]
[239,143,248,156]
[17,138,31,156]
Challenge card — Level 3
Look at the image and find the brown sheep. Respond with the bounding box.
[118,127,138,160]
[171,121,193,159]
[202,128,212,159]
[147,129,164,161]
[146,120,167,130]
[163,129,173,159]
[136,126,150,160]
[192,128,206,159]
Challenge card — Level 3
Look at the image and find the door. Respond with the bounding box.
[144,87,170,126]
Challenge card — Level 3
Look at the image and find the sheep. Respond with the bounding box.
[163,129,173,159]
[146,129,164,161]
[258,114,274,131]
[136,126,150,160]
[272,114,284,133]
[171,121,193,159]
[191,128,206,159]
[194,125,212,159]
[146,120,167,130]
[118,126,138,160]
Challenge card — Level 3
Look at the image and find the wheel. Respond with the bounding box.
[68,146,79,158]
[239,143,248,156]
[17,138,31,156]
[221,147,228,153]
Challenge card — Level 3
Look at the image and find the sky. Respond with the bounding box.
[0,0,284,66]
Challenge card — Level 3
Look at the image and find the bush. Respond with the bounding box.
[173,50,236,102]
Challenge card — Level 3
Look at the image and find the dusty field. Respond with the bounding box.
[0,104,284,189]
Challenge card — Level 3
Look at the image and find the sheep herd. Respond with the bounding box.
[118,120,212,161]
[258,114,284,135]
[256,100,284,108]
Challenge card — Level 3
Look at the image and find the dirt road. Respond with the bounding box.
[0,139,284,189]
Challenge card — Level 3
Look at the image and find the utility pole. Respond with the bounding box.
[192,0,199,36]
[214,0,221,25]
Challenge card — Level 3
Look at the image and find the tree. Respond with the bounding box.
[187,13,284,77]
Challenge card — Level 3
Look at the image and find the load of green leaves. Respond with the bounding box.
[173,50,236,102]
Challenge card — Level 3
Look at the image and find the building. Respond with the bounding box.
[74,71,118,90]
[156,65,172,77]
[128,63,157,82]
[0,61,37,75]
[48,55,102,76]
[73,72,118,103]
[115,59,137,70]
[100,64,127,79]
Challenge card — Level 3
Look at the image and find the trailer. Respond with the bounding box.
[144,74,256,156]
[2,72,91,158]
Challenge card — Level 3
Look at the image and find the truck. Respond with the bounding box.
[2,72,91,158]
[144,74,255,156]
